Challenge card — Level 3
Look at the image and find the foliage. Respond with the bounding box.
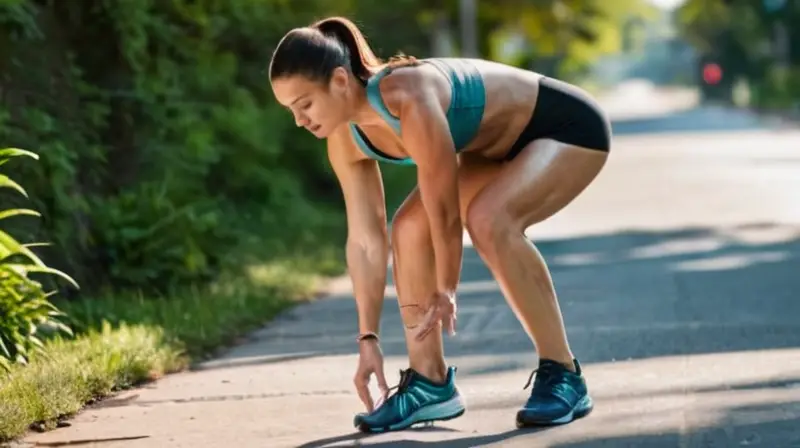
[473,0,659,80]
[675,0,800,106]
[0,1,429,296]
[0,148,77,372]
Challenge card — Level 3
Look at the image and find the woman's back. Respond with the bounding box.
[351,57,547,161]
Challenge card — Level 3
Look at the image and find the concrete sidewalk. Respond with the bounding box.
[20,106,800,447]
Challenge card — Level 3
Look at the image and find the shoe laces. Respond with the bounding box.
[391,368,415,394]
[522,363,564,395]
[375,368,415,409]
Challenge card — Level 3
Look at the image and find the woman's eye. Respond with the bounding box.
[302,102,312,110]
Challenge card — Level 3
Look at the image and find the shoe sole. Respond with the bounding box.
[515,394,594,428]
[357,393,467,434]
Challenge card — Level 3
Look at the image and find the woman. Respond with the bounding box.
[269,16,611,433]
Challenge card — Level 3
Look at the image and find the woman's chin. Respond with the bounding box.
[308,124,327,139]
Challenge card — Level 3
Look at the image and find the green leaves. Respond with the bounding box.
[0,209,41,221]
[0,1,428,295]
[0,148,40,198]
[0,147,77,372]
[480,0,659,79]
[0,147,39,163]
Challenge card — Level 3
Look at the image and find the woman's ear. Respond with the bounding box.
[329,66,351,95]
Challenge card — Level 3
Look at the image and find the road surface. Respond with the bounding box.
[22,85,800,447]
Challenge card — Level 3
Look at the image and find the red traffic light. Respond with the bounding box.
[703,63,723,85]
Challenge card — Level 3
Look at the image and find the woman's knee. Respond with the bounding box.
[390,205,430,251]
[465,197,514,256]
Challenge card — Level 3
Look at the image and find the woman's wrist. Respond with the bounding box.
[357,313,381,337]
[356,331,379,343]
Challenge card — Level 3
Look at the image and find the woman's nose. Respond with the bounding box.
[294,113,310,128]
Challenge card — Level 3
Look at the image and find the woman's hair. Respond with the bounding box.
[269,16,384,84]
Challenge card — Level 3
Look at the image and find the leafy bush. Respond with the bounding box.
[750,67,800,110]
[0,148,77,372]
[0,2,427,296]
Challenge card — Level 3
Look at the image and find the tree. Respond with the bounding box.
[676,0,800,106]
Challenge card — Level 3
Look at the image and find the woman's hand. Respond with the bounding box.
[415,291,457,341]
[354,338,390,412]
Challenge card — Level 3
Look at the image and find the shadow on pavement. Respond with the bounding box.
[295,426,464,448]
[192,222,800,447]
[210,222,800,371]
[299,391,799,447]
[468,376,800,413]
[548,402,800,448]
[295,428,542,448]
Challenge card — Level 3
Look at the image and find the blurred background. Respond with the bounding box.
[3,0,798,298]
[1,0,800,444]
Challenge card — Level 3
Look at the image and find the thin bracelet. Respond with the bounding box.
[356,331,379,343]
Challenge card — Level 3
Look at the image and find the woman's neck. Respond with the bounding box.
[348,76,384,127]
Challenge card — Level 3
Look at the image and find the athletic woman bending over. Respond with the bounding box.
[269,16,611,433]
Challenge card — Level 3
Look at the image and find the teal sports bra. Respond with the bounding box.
[349,58,486,166]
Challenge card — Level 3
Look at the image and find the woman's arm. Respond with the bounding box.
[390,74,463,299]
[327,127,390,336]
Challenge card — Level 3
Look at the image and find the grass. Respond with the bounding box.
[0,323,184,439]
[0,249,346,443]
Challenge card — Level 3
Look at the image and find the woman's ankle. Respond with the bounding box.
[410,357,448,384]
[538,351,577,373]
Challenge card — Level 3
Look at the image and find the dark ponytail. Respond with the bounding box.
[312,17,381,82]
[269,16,382,85]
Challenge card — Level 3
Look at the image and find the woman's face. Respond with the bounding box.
[271,67,353,139]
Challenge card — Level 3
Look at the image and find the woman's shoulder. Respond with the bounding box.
[375,57,441,116]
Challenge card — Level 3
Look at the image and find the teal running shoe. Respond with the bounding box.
[354,366,466,433]
[516,358,594,428]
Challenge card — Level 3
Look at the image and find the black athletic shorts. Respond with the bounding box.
[505,76,612,161]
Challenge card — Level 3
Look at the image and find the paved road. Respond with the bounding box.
[23,87,800,447]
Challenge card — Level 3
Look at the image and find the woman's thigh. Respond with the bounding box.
[390,153,505,236]
[466,139,609,238]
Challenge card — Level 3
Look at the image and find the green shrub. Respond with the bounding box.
[0,2,427,296]
[750,67,800,110]
[0,148,77,372]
